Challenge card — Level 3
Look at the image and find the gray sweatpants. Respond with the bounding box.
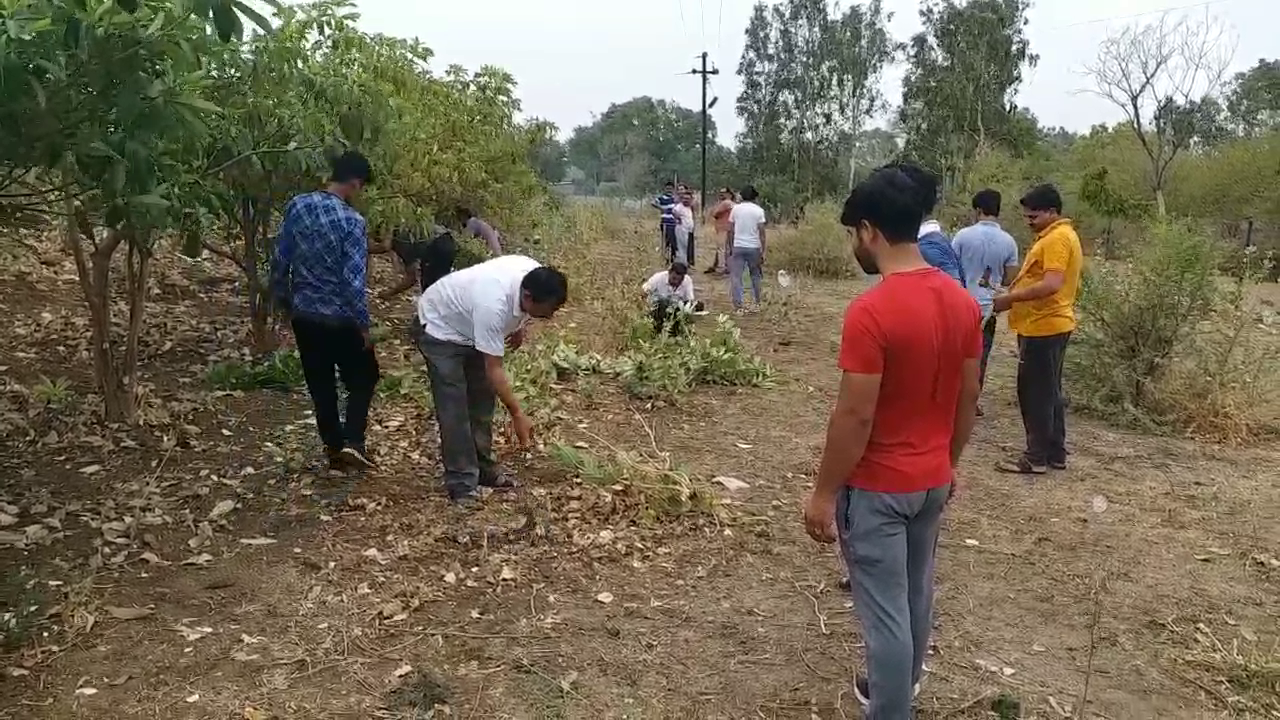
[416,334,497,496]
[837,484,949,719]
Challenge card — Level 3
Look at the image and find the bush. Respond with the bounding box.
[606,315,776,400]
[1069,220,1278,438]
[771,201,860,279]
[547,442,717,522]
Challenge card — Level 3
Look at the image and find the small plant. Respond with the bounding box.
[607,315,776,400]
[31,376,74,409]
[548,441,717,522]
[207,349,305,391]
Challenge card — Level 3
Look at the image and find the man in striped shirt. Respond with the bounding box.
[271,150,379,471]
[653,181,677,262]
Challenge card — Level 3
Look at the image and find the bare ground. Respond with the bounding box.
[0,233,1277,720]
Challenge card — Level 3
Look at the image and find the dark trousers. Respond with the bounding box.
[292,316,380,452]
[687,228,696,266]
[662,224,677,263]
[979,314,997,387]
[417,334,497,496]
[1016,332,1071,465]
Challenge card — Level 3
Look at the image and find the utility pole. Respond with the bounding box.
[688,52,719,216]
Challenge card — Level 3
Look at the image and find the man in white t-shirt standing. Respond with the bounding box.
[416,255,569,505]
[727,184,767,312]
[672,191,696,266]
[641,261,699,334]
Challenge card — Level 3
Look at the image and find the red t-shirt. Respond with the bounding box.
[838,267,982,493]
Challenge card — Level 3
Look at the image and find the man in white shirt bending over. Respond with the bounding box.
[641,261,701,335]
[416,255,569,505]
[727,184,767,312]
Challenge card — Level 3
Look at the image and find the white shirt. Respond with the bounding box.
[642,271,695,304]
[729,201,766,249]
[673,203,694,238]
[417,254,540,357]
[918,219,944,238]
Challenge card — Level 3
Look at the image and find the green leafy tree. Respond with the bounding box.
[1225,58,1280,137]
[1085,14,1233,215]
[898,0,1037,186]
[735,0,896,204]
[524,118,567,184]
[0,0,270,421]
[565,97,725,195]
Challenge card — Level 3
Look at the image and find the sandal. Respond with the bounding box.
[995,456,1047,474]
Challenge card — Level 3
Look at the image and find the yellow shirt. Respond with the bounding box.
[1008,219,1083,337]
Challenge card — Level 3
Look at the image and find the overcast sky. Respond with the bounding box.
[350,0,1271,146]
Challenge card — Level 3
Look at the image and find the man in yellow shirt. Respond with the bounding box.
[992,184,1083,474]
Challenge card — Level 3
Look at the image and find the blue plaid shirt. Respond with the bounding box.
[270,191,371,328]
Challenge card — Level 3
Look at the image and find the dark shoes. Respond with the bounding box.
[325,444,376,471]
[996,455,1067,474]
[449,471,520,507]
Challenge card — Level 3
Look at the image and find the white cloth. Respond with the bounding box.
[729,201,766,249]
[673,204,694,239]
[417,254,540,357]
[642,271,695,304]
[918,219,943,238]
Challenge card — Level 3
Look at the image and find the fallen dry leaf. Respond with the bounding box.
[181,553,214,566]
[207,499,236,520]
[238,537,277,546]
[712,476,750,491]
[392,663,413,678]
[105,606,154,621]
[75,687,98,696]
[595,591,615,604]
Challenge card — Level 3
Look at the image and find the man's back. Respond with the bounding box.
[952,220,1018,317]
[917,221,963,285]
[839,267,981,494]
[420,255,540,350]
[274,190,368,324]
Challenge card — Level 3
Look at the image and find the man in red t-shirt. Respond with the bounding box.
[803,164,982,718]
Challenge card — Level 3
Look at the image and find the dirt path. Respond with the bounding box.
[1,244,1277,720]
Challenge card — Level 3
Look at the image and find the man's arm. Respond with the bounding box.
[338,216,372,328]
[473,307,525,416]
[469,218,502,255]
[269,201,297,313]
[483,353,525,419]
[951,358,981,466]
[1001,240,1021,289]
[758,222,767,257]
[381,256,418,300]
[814,371,880,498]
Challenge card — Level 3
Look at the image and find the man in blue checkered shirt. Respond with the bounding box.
[271,150,379,471]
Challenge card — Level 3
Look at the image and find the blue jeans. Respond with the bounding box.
[729,247,763,308]
[838,485,949,719]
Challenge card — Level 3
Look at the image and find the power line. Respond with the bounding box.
[715,0,724,53]
[1055,0,1232,29]
[676,0,688,43]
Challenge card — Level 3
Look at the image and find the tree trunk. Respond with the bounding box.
[68,208,131,422]
[1154,186,1167,217]
[240,196,279,353]
[123,231,152,392]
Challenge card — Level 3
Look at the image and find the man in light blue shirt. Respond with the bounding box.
[951,189,1020,414]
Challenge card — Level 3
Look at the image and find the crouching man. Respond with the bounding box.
[641,261,702,335]
[415,255,569,505]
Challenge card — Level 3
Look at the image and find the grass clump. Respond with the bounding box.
[1069,220,1279,440]
[548,441,717,522]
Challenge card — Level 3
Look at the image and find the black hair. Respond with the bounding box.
[329,150,373,185]
[663,181,675,188]
[880,160,939,216]
[972,189,1002,217]
[739,184,759,202]
[1019,184,1063,213]
[453,205,475,223]
[669,261,688,275]
[522,266,569,306]
[839,167,925,245]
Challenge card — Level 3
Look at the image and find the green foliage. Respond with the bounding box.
[607,315,776,400]
[899,0,1037,180]
[1225,59,1280,137]
[207,350,305,391]
[1069,220,1276,437]
[565,96,731,196]
[736,0,896,202]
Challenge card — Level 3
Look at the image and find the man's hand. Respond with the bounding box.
[992,293,1013,313]
[947,469,962,505]
[803,489,839,544]
[511,412,534,447]
[506,327,526,351]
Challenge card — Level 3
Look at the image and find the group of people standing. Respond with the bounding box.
[804,161,1083,718]
[651,182,768,314]
[269,150,569,506]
